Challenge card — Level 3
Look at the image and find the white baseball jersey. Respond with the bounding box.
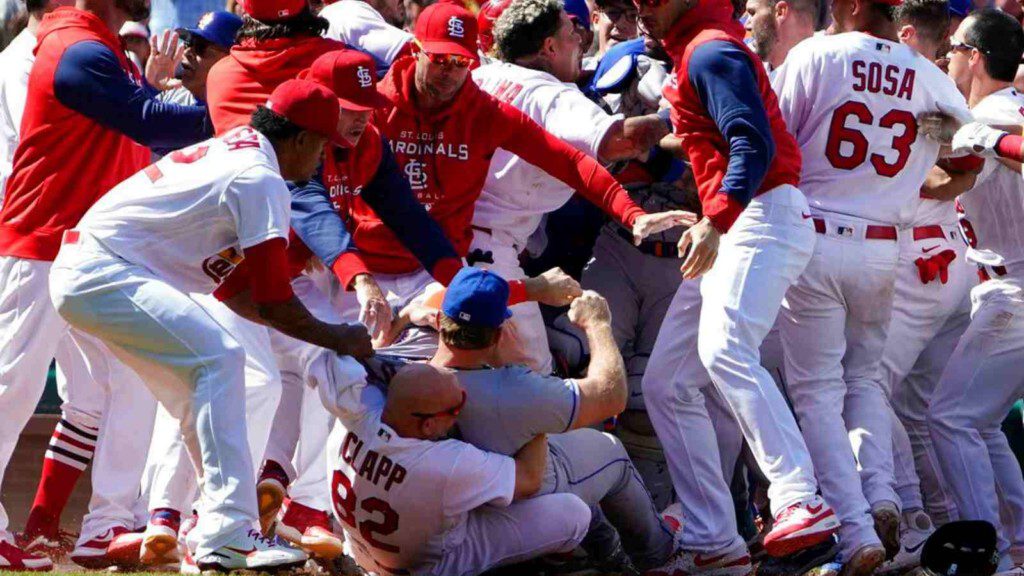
[311,352,516,575]
[320,0,413,72]
[76,126,291,294]
[0,28,34,202]
[956,87,1024,279]
[473,62,622,249]
[771,33,969,225]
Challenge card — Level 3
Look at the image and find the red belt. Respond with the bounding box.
[62,230,80,245]
[912,225,946,241]
[978,264,1008,282]
[812,218,897,241]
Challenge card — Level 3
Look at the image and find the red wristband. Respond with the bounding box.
[508,280,527,306]
[996,134,1024,162]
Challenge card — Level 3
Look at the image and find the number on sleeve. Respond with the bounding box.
[824,101,917,177]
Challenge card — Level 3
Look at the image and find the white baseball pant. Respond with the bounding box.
[49,237,257,558]
[881,225,971,521]
[929,277,1024,567]
[643,184,819,551]
[143,293,282,515]
[469,228,552,374]
[0,254,151,541]
[779,213,900,556]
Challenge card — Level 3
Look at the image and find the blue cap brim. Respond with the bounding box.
[177,27,231,50]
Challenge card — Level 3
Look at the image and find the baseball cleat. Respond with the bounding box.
[16,529,76,562]
[763,496,840,557]
[194,528,307,572]
[871,502,901,560]
[69,526,144,570]
[257,460,290,534]
[180,547,200,574]
[141,521,181,565]
[276,500,344,560]
[838,543,886,576]
[0,539,53,572]
[645,539,753,576]
[878,510,932,575]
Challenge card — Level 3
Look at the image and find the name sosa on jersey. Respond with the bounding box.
[851,59,916,101]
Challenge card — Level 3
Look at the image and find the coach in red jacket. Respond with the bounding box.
[374,1,690,370]
[632,0,838,569]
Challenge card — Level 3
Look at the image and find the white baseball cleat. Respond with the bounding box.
[644,539,752,576]
[878,510,932,575]
[194,528,307,572]
[141,521,181,566]
[763,496,840,557]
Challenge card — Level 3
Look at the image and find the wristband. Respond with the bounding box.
[508,280,528,305]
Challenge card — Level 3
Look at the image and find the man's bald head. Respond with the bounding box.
[383,363,465,441]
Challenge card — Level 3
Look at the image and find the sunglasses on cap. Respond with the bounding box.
[411,390,467,420]
[413,40,474,68]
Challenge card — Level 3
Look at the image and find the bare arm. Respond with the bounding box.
[597,115,670,162]
[222,289,374,358]
[512,434,548,501]
[920,164,978,201]
[566,292,627,429]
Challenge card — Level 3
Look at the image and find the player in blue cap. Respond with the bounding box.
[175,11,243,102]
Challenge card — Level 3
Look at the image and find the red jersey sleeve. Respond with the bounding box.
[244,237,295,304]
[492,101,646,228]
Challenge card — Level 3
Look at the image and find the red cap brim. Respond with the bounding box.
[337,89,392,111]
[420,39,477,60]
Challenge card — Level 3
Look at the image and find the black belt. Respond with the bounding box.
[617,227,679,258]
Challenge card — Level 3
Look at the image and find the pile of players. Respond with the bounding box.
[1,0,1024,573]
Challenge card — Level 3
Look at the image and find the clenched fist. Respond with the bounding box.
[331,324,374,359]
[524,267,582,306]
[568,290,612,330]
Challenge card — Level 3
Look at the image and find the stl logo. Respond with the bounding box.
[356,66,373,88]
[447,16,465,38]
[404,159,428,190]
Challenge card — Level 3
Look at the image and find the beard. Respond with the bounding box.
[115,0,150,22]
[751,18,778,62]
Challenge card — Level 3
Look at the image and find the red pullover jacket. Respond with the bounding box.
[374,56,645,265]
[661,0,801,232]
[206,35,346,134]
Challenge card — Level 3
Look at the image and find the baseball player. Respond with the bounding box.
[742,0,817,73]
[310,356,592,576]
[633,0,839,566]
[471,0,678,373]
[426,270,718,575]
[0,0,212,567]
[917,10,1024,574]
[48,79,372,571]
[874,2,979,570]
[375,1,690,372]
[770,0,972,569]
[205,0,344,134]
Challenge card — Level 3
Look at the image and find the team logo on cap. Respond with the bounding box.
[357,66,372,88]
[447,16,465,38]
[198,11,214,28]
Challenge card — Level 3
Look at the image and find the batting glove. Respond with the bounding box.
[951,122,1008,158]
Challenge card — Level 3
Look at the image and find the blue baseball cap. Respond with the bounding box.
[442,268,513,329]
[948,0,970,17]
[564,0,592,31]
[177,11,243,50]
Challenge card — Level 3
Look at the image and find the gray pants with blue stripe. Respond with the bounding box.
[541,429,676,569]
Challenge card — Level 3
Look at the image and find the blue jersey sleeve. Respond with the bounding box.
[290,165,355,267]
[687,40,775,206]
[53,41,212,149]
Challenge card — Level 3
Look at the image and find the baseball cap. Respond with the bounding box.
[920,521,999,576]
[299,50,391,111]
[119,21,150,40]
[441,268,513,329]
[177,11,243,50]
[240,0,306,22]
[414,1,478,59]
[477,0,511,54]
[949,0,971,18]
[264,79,346,146]
[564,0,592,31]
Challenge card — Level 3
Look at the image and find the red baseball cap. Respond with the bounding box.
[299,50,391,111]
[414,1,478,60]
[264,79,346,145]
[477,0,511,55]
[240,0,305,22]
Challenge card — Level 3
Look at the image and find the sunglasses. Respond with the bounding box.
[602,6,638,22]
[949,39,984,54]
[414,40,473,68]
[411,390,467,420]
[185,36,226,57]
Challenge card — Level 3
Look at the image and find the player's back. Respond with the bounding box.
[772,33,968,225]
[77,126,290,293]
